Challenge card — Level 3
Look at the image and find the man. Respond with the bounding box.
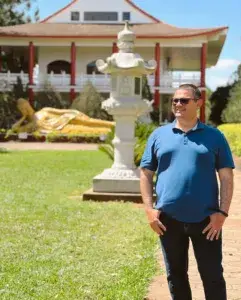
[140,84,234,300]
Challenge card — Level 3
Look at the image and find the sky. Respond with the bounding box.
[35,0,241,90]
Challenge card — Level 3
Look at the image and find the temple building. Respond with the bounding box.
[0,0,228,122]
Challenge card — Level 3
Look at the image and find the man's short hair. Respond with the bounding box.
[178,84,201,100]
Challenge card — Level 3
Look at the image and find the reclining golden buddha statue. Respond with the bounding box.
[12,98,115,135]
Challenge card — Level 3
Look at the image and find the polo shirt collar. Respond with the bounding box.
[171,119,205,133]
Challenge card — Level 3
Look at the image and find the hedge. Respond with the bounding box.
[218,124,241,157]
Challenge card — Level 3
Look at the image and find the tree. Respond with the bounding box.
[0,0,39,26]
[222,64,241,123]
[209,85,233,126]
[142,75,160,124]
[0,1,40,72]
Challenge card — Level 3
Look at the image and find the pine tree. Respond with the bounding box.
[71,82,112,120]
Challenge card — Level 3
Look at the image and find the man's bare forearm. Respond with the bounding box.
[140,168,155,209]
[219,168,234,214]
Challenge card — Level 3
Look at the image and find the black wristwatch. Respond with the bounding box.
[211,208,229,217]
[218,209,229,217]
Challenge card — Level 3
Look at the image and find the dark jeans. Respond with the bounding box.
[159,213,226,300]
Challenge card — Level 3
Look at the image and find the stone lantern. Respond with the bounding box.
[85,22,156,198]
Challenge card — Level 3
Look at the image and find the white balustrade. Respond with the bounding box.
[0,71,29,90]
[0,71,201,93]
[147,72,201,91]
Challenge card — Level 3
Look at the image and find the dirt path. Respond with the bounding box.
[0,142,98,151]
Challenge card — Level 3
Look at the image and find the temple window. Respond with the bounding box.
[47,60,71,74]
[84,12,118,21]
[122,12,130,21]
[71,11,80,21]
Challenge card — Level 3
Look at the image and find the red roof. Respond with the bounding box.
[0,23,228,39]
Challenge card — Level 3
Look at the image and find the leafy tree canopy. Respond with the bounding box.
[209,85,233,125]
[209,63,241,125]
[222,64,241,123]
[0,0,39,26]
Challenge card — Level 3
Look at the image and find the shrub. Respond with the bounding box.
[0,92,19,129]
[0,77,29,129]
[134,122,158,166]
[12,76,28,100]
[34,83,68,110]
[218,124,241,157]
[99,122,157,167]
[45,132,100,143]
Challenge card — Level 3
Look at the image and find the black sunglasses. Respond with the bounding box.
[172,98,193,105]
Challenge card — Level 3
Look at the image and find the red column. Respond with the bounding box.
[200,43,207,123]
[70,42,76,102]
[112,42,118,53]
[154,43,160,108]
[28,42,34,106]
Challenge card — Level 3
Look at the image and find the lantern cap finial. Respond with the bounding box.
[96,21,157,75]
[117,21,135,53]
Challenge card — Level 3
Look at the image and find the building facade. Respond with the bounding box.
[0,0,228,122]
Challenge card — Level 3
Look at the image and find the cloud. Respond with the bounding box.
[170,59,240,91]
[206,75,229,91]
[210,59,240,71]
[206,58,240,90]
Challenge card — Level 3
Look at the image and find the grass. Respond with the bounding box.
[0,151,158,300]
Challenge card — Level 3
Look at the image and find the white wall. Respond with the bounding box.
[38,47,71,73]
[38,45,164,74]
[38,46,112,74]
[76,47,112,72]
[45,0,155,24]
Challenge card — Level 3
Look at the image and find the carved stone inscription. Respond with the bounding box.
[119,76,132,96]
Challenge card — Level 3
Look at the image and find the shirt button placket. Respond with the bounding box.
[184,133,188,145]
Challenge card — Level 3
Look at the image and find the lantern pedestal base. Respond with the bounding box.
[82,189,145,203]
[92,168,140,193]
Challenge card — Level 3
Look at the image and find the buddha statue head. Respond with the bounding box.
[17,98,35,118]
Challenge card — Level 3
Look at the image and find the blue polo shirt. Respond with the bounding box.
[140,120,235,223]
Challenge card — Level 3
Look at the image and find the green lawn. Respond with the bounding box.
[0,151,158,300]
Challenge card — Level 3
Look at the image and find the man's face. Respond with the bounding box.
[172,88,202,120]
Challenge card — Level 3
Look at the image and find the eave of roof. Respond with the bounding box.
[40,0,160,24]
[0,23,228,39]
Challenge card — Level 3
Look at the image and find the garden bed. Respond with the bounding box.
[0,133,104,143]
